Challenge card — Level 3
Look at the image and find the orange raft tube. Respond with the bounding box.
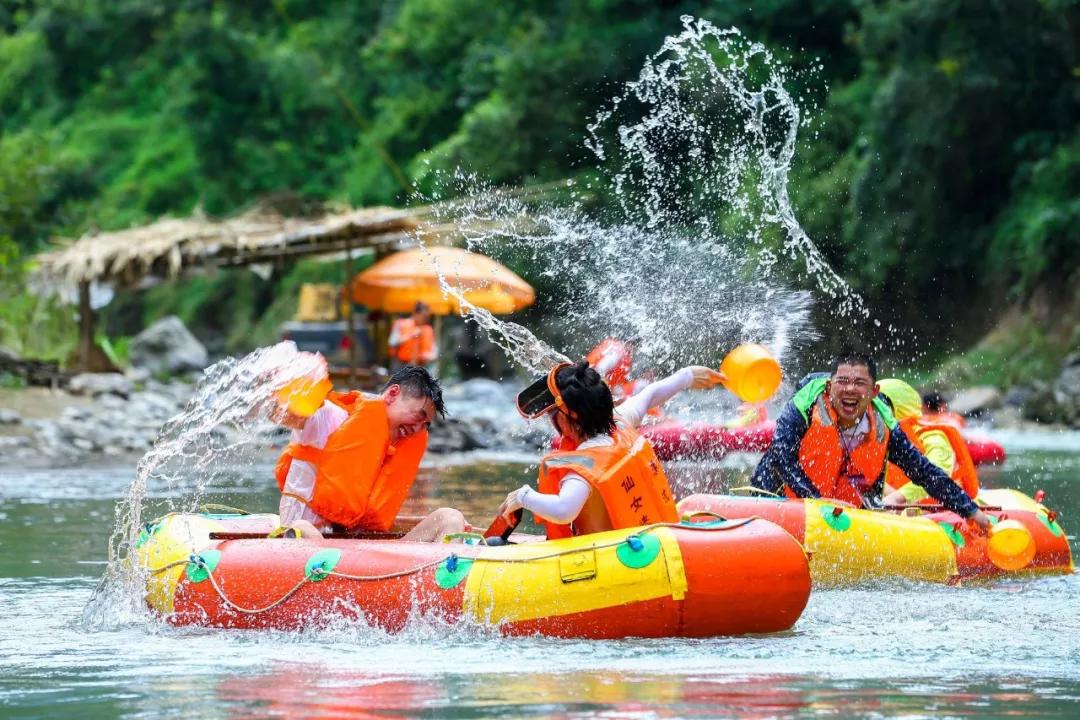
[678,488,1072,586]
[136,513,811,638]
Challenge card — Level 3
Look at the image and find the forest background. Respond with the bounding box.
[1,0,1077,388]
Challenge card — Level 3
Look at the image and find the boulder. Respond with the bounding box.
[1052,352,1080,427]
[427,417,483,454]
[1002,384,1035,408]
[0,408,20,425]
[69,372,134,398]
[948,386,1003,417]
[129,316,208,376]
[1021,380,1059,424]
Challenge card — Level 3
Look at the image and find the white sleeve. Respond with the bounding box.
[594,348,621,377]
[520,476,592,524]
[616,367,694,428]
[388,322,404,347]
[295,402,339,446]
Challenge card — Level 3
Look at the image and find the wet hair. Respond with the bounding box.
[384,365,446,418]
[922,391,947,413]
[556,360,616,438]
[829,348,877,381]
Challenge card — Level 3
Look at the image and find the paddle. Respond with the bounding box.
[482,508,523,546]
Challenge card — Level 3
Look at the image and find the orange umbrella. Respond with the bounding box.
[350,246,535,315]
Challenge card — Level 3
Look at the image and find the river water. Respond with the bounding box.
[1,432,1078,718]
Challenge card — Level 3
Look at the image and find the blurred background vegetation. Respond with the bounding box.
[1,0,1077,385]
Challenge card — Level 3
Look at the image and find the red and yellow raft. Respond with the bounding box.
[135,512,811,638]
[678,488,1072,586]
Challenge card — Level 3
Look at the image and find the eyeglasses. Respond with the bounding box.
[515,362,578,419]
[832,377,872,390]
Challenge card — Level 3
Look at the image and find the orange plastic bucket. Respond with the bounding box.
[275,354,332,417]
[987,519,1036,571]
[719,344,782,403]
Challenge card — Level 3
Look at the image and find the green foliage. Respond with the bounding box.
[990,131,1080,297]
[841,0,1077,343]
[0,0,1076,386]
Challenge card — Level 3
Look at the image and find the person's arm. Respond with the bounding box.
[497,477,591,524]
[751,401,820,498]
[617,366,724,428]
[388,321,404,349]
[889,427,978,517]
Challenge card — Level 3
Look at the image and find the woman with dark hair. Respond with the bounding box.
[497,360,725,538]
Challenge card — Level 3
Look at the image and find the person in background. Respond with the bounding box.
[389,302,438,371]
[750,349,991,533]
[273,365,464,542]
[878,378,979,505]
[921,390,966,428]
[496,361,726,538]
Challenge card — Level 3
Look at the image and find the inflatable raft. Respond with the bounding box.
[135,512,810,637]
[678,489,1071,586]
[643,420,1007,466]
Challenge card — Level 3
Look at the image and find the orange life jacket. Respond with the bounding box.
[885,417,979,500]
[391,318,435,364]
[587,338,633,388]
[537,423,678,539]
[796,393,890,506]
[922,410,965,428]
[274,391,427,531]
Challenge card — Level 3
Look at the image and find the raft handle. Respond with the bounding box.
[680,511,728,524]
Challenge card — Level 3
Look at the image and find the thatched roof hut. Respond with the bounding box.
[33,204,430,291]
[32,181,568,290]
[29,182,562,370]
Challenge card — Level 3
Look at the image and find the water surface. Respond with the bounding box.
[1,438,1078,718]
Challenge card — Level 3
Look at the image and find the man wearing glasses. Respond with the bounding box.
[751,349,992,533]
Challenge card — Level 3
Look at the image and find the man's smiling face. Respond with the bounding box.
[826,362,878,427]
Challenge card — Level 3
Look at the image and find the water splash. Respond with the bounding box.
[418,16,857,380]
[81,342,324,628]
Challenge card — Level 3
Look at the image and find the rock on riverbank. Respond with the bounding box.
[0,376,537,468]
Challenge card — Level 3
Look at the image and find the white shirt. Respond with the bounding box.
[278,400,349,529]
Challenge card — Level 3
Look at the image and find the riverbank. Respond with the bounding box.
[1,376,1076,470]
[0,377,544,468]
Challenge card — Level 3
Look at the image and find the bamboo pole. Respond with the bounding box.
[77,281,94,372]
[345,237,357,384]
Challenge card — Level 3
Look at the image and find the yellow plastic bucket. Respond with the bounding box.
[275,356,332,418]
[720,344,783,403]
[987,519,1037,571]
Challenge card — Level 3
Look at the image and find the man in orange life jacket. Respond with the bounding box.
[389,302,438,370]
[750,350,992,533]
[273,365,465,541]
[495,360,725,538]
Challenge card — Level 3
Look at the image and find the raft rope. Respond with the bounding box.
[727,485,781,498]
[144,519,755,616]
[198,503,253,515]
